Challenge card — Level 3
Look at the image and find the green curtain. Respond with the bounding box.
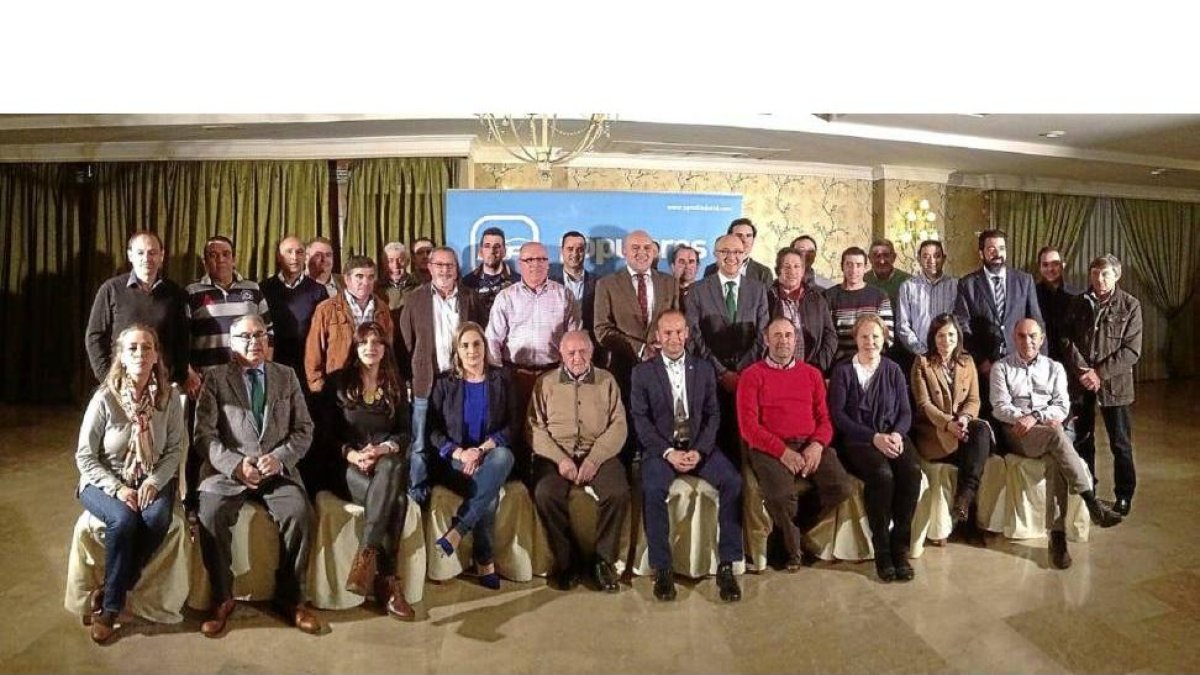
[93,161,332,284]
[0,161,331,403]
[1114,198,1200,376]
[343,158,458,261]
[990,190,1095,273]
[0,165,86,402]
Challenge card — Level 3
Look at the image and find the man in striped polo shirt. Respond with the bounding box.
[823,246,894,366]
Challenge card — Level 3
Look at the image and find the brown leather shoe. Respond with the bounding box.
[290,604,324,634]
[951,489,974,525]
[377,576,415,621]
[90,611,117,644]
[200,598,236,637]
[345,547,378,596]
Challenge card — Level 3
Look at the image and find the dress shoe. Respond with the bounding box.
[593,559,620,593]
[951,489,974,525]
[1113,497,1132,517]
[652,568,676,601]
[892,552,915,582]
[90,611,117,644]
[83,587,104,626]
[1087,499,1124,528]
[716,562,741,602]
[345,547,378,596]
[874,557,896,583]
[551,567,579,591]
[373,576,415,620]
[200,598,237,637]
[1049,531,1072,570]
[287,604,324,635]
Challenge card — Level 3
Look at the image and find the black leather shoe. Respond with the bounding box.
[652,569,676,601]
[1114,497,1131,517]
[552,569,579,591]
[716,562,741,602]
[593,559,620,593]
[1088,499,1124,528]
[893,552,914,582]
[875,557,896,583]
[1049,531,1072,570]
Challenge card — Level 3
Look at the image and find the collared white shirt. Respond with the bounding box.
[126,270,163,291]
[852,355,879,389]
[986,267,1008,304]
[627,265,656,318]
[662,352,689,418]
[432,284,461,373]
[562,269,586,304]
[717,271,740,302]
[343,289,376,328]
[277,272,304,290]
[990,352,1071,424]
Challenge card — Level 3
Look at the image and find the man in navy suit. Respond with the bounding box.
[630,310,742,602]
[954,229,1044,417]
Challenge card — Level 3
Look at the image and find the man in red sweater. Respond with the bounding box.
[737,317,855,569]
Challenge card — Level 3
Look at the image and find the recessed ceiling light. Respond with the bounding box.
[1039,130,1066,139]
[1150,168,1169,176]
[960,113,990,118]
[200,124,242,131]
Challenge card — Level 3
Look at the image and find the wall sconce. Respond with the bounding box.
[900,199,939,244]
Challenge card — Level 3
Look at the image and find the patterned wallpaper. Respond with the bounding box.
[473,163,874,280]
[943,186,991,277]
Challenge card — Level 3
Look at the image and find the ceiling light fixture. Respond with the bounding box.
[478,114,611,178]
[1039,130,1066,139]
[1150,168,1169,176]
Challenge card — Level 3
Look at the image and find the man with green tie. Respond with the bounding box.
[684,234,770,465]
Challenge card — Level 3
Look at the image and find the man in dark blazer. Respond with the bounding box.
[686,234,770,465]
[550,230,599,334]
[702,218,774,286]
[397,246,485,503]
[630,310,742,602]
[953,229,1045,415]
[594,229,680,394]
[194,314,322,637]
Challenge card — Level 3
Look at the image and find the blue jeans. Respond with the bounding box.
[79,480,176,615]
[409,396,431,504]
[442,446,515,564]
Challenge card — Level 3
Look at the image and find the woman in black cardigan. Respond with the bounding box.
[324,321,413,619]
[828,313,921,583]
[426,321,516,590]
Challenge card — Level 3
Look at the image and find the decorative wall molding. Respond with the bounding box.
[0,135,476,163]
[871,165,956,184]
[951,173,1200,203]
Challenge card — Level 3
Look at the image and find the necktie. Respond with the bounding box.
[636,273,649,325]
[991,275,1006,324]
[724,281,737,323]
[249,369,265,431]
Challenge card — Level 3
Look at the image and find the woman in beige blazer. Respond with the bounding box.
[910,313,993,527]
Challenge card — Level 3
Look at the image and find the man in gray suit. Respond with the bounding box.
[194,314,323,637]
[686,234,769,464]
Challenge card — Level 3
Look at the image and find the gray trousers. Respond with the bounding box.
[998,423,1093,533]
[198,479,313,607]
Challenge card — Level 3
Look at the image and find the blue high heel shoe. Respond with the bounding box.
[479,572,501,590]
[435,536,454,557]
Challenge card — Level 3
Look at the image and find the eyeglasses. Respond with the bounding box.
[429,262,457,269]
[715,249,745,257]
[233,331,268,342]
[519,257,550,265]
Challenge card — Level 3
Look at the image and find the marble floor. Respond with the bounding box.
[1,380,1198,673]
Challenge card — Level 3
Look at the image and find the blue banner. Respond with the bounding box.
[445,190,743,276]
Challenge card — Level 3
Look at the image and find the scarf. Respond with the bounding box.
[118,375,158,485]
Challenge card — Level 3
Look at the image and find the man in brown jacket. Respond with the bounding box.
[1062,254,1143,517]
[304,255,393,394]
[528,330,630,593]
[397,246,484,503]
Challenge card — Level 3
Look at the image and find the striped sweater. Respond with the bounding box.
[822,284,894,365]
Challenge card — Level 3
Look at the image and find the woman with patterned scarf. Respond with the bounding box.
[75,324,186,644]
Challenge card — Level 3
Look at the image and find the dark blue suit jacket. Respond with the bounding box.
[629,355,721,458]
[953,267,1045,361]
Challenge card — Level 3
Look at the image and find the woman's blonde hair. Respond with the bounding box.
[450,321,488,379]
[104,324,171,409]
[852,313,890,344]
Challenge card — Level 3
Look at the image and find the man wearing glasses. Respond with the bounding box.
[685,234,769,466]
[398,246,485,503]
[194,314,322,637]
[463,227,520,326]
[486,241,581,476]
[703,218,774,286]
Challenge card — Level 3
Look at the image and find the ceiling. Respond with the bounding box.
[2,113,1199,195]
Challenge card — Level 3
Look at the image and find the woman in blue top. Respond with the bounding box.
[426,321,516,589]
[828,313,921,583]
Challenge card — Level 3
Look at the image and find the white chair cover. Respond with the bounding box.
[424,481,540,583]
[307,490,425,609]
[911,460,959,553]
[531,484,634,575]
[63,503,193,624]
[186,500,280,610]
[998,453,1091,542]
[630,475,746,578]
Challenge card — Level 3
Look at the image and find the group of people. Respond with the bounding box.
[75,217,1143,644]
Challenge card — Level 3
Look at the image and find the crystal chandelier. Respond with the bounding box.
[478,114,611,178]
